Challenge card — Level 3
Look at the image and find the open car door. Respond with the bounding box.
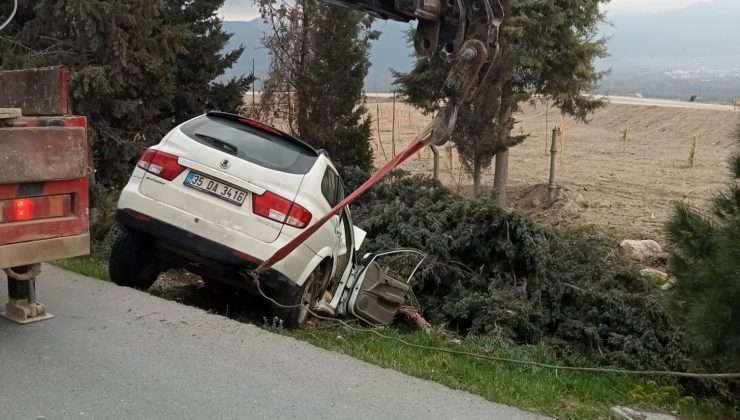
[346,250,425,325]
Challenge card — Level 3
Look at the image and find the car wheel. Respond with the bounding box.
[109,228,159,290]
[270,266,325,329]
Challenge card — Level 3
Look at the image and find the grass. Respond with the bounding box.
[292,326,735,419]
[53,256,738,419]
[53,256,110,282]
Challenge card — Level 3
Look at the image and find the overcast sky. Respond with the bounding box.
[218,0,703,22]
[605,0,699,14]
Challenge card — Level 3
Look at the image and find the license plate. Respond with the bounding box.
[184,172,248,206]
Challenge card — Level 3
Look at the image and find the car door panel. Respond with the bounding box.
[348,261,410,325]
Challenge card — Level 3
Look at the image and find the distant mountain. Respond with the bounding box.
[220,19,413,91]
[606,0,740,58]
[596,0,740,102]
[220,1,740,100]
[221,20,270,87]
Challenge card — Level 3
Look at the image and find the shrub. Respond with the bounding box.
[343,167,688,371]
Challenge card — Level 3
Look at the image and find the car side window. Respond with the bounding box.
[336,178,346,204]
[321,168,339,207]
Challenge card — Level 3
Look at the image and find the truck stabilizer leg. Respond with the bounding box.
[2,264,54,324]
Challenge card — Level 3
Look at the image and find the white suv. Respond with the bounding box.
[111,112,412,327]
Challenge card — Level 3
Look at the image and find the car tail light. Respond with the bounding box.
[0,194,72,223]
[137,149,185,181]
[252,192,312,229]
[238,117,283,137]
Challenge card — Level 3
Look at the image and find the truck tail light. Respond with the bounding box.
[252,192,312,229]
[0,195,72,223]
[137,149,185,181]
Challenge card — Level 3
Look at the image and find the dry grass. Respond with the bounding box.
[245,93,740,241]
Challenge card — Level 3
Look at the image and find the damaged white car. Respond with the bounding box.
[111,111,419,327]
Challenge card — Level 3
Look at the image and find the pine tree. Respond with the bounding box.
[163,0,253,124]
[2,0,186,187]
[394,0,607,200]
[295,3,375,172]
[665,125,740,372]
[1,0,250,188]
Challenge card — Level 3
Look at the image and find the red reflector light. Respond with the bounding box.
[137,149,185,181]
[127,209,152,222]
[1,195,72,223]
[13,199,34,221]
[233,251,261,264]
[252,192,312,229]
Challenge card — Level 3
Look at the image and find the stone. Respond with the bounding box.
[640,268,669,284]
[620,239,663,261]
[611,406,677,420]
[661,277,678,291]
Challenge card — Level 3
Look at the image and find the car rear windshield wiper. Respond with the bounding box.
[195,133,238,155]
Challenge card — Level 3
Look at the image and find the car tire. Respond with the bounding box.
[109,228,159,290]
[270,265,325,329]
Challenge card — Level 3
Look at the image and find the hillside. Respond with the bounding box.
[220,1,740,98]
[607,0,740,58]
[597,0,740,101]
[220,19,413,91]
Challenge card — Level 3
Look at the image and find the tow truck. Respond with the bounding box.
[0,67,90,323]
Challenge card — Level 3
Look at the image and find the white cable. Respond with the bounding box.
[0,0,18,32]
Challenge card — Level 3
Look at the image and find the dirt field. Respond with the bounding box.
[365,96,740,241]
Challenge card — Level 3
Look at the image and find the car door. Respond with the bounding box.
[346,250,426,325]
[332,207,353,283]
[320,167,343,275]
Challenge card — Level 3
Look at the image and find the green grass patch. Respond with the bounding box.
[53,256,110,282]
[292,326,736,419]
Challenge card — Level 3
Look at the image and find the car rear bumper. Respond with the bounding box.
[116,178,317,289]
[116,208,302,299]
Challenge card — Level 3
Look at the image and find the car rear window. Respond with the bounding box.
[180,115,319,174]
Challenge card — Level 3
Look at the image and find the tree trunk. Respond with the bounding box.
[472,160,482,197]
[493,148,509,207]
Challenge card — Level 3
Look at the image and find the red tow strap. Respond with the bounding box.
[255,138,426,274]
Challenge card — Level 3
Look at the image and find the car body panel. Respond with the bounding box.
[137,124,308,244]
[116,112,412,326]
[118,177,317,286]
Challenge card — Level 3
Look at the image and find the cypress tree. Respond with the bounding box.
[394,0,607,200]
[0,0,250,187]
[163,0,253,124]
[295,3,375,172]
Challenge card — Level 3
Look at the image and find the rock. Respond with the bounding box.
[640,268,669,284]
[611,406,677,420]
[661,277,677,291]
[620,239,663,261]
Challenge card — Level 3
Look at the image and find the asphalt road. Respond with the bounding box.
[368,92,738,112]
[0,265,546,420]
[605,95,737,111]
